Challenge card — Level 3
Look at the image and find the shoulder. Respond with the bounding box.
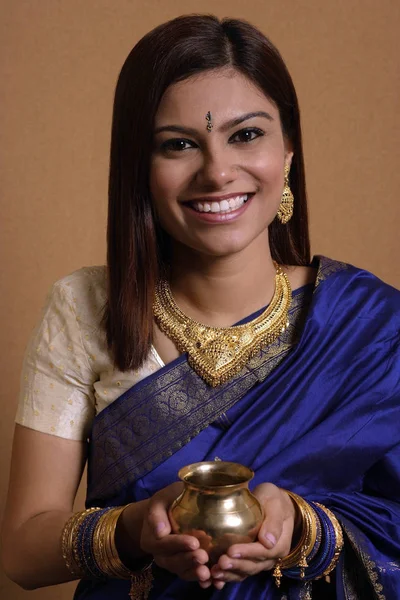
[50,266,107,312]
[284,265,317,292]
[315,255,400,321]
[53,265,107,294]
[37,266,108,336]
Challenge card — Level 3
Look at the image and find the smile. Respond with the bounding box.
[190,194,251,214]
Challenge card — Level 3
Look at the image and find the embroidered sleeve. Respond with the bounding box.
[15,281,97,440]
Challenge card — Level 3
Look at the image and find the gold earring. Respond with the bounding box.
[277,164,294,224]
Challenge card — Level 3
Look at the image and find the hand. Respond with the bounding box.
[140,482,211,583]
[208,483,296,588]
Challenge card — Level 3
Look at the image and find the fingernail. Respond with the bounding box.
[213,571,223,579]
[224,563,233,570]
[264,532,277,548]
[193,557,201,565]
[155,522,165,534]
[231,553,241,558]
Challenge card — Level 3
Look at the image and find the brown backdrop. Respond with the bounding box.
[1,1,399,598]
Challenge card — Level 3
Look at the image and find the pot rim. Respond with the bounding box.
[178,461,254,490]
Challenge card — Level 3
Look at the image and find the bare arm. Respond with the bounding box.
[0,425,88,589]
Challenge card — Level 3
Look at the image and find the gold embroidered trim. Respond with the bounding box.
[341,522,386,600]
[314,256,349,289]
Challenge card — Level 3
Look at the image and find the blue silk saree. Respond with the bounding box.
[75,257,400,600]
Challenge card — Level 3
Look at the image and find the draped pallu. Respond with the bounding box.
[75,257,400,599]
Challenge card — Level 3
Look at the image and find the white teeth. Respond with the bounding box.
[220,200,230,211]
[192,194,249,214]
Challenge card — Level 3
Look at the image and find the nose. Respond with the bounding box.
[195,148,237,189]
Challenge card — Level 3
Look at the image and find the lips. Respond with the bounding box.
[187,193,253,214]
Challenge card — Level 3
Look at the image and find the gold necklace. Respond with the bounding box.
[153,262,292,387]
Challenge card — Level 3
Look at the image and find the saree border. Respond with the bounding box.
[314,255,350,289]
[339,517,390,600]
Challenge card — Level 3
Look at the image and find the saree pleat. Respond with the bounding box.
[75,257,400,599]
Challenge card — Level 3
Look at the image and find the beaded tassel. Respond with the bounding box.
[299,545,309,579]
[129,566,153,600]
[273,559,283,587]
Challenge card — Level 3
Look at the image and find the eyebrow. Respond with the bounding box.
[153,111,274,136]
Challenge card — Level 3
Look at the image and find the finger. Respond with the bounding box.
[146,533,200,556]
[199,580,213,589]
[212,556,276,582]
[226,541,271,561]
[155,549,208,573]
[179,564,211,582]
[147,483,183,538]
[218,557,276,579]
[211,566,247,583]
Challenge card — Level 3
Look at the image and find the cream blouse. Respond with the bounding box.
[15,266,165,441]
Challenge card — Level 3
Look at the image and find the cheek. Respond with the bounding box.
[149,159,191,213]
[150,161,173,199]
[149,161,187,235]
[150,160,196,233]
[246,152,284,188]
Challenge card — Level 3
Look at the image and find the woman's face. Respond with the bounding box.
[150,68,292,258]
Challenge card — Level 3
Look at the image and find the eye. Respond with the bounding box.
[229,127,264,144]
[160,138,196,153]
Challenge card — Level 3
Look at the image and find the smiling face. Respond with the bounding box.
[150,68,293,258]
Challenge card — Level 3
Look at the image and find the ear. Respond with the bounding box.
[284,147,294,171]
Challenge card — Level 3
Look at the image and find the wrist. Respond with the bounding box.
[284,491,302,546]
[272,493,344,587]
[114,501,150,567]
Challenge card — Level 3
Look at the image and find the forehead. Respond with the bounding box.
[154,68,279,126]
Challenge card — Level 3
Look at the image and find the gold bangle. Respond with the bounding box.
[273,490,318,587]
[61,507,102,577]
[92,506,133,579]
[314,503,344,579]
[280,491,317,570]
[62,504,153,589]
[105,507,133,579]
[61,513,82,577]
[92,509,109,577]
[98,505,155,598]
[72,508,100,574]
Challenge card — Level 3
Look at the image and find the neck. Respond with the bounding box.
[168,234,276,327]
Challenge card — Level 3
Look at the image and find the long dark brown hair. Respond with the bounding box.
[106,14,310,371]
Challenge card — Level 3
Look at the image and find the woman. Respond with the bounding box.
[2,14,399,600]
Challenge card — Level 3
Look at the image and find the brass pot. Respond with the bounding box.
[169,461,264,564]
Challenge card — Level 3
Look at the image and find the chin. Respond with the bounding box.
[189,234,257,259]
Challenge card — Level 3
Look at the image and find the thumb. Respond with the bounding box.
[253,484,286,551]
[258,496,285,550]
[147,482,183,539]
